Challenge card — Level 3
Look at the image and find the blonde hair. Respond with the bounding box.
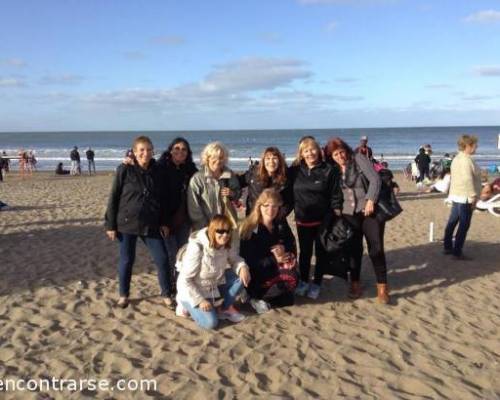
[132,135,153,150]
[240,188,283,240]
[201,141,229,166]
[207,214,233,248]
[457,135,478,151]
[293,137,323,166]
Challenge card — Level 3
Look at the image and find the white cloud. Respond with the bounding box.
[474,65,500,77]
[461,94,498,101]
[326,21,338,31]
[1,58,26,67]
[464,10,500,24]
[0,77,25,87]
[39,74,85,85]
[151,35,186,46]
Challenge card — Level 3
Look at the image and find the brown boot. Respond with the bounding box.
[376,284,390,304]
[348,281,362,299]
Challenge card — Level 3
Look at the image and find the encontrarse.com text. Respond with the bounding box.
[0,378,157,392]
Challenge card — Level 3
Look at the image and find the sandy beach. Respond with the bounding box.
[0,171,499,399]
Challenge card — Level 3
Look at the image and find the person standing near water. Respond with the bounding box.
[86,147,96,175]
[443,135,481,260]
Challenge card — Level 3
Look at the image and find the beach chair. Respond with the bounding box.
[476,194,500,217]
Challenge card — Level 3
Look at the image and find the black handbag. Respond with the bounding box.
[319,213,354,254]
[375,188,403,222]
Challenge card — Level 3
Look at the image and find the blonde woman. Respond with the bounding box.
[288,137,343,299]
[176,215,251,330]
[444,135,482,260]
[187,141,241,231]
[240,189,298,314]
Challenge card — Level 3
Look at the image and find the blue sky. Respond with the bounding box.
[1,0,499,131]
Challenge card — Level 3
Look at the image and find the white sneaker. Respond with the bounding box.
[250,299,271,314]
[217,305,246,323]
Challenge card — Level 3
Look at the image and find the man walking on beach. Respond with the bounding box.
[70,146,81,176]
[355,136,373,160]
[86,147,96,175]
[443,135,481,260]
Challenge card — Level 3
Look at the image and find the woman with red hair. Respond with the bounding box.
[325,137,390,304]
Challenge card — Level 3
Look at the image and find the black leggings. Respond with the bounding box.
[343,213,387,284]
[297,224,327,285]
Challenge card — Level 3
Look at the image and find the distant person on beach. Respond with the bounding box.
[354,135,373,160]
[443,135,482,260]
[175,214,250,329]
[55,162,70,175]
[1,151,10,173]
[105,135,175,309]
[326,137,390,304]
[27,151,37,174]
[415,147,431,183]
[425,167,451,194]
[240,189,298,314]
[288,137,343,300]
[18,149,28,178]
[86,147,96,175]
[187,141,241,232]
[239,146,292,218]
[70,146,81,175]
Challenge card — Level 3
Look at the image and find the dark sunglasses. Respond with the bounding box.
[215,229,230,235]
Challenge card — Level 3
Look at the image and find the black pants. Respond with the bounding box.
[343,213,387,284]
[417,165,430,182]
[297,224,327,285]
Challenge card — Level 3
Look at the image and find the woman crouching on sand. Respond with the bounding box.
[240,189,298,314]
[325,137,389,304]
[176,214,251,330]
[105,135,175,309]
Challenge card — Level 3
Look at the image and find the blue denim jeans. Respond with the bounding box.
[444,202,473,256]
[181,270,243,330]
[118,233,171,297]
[164,223,191,293]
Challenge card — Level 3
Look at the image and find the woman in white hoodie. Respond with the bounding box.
[176,214,251,330]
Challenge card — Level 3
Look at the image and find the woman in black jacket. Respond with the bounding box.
[105,136,174,309]
[325,137,389,304]
[240,189,297,313]
[158,137,198,279]
[288,137,343,300]
[239,147,292,218]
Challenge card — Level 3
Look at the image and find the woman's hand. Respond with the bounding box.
[199,300,213,312]
[220,187,233,198]
[106,230,117,241]
[239,266,251,287]
[364,199,375,217]
[160,226,170,238]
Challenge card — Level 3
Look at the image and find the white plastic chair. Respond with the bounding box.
[476,194,500,217]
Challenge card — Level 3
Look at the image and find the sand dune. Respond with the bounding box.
[0,172,499,399]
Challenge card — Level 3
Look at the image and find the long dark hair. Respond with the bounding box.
[159,137,195,168]
[257,147,287,185]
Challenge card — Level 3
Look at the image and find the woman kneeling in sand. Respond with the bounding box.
[240,189,298,314]
[105,135,175,309]
[176,215,251,330]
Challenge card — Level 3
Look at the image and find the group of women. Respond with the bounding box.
[104,134,391,330]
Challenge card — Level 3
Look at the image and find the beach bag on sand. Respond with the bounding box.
[319,213,354,254]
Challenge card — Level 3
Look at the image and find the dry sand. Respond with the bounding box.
[0,171,499,399]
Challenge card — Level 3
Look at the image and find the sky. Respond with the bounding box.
[1,0,499,131]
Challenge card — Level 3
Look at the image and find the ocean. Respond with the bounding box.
[1,126,499,172]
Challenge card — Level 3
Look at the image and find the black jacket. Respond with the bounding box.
[104,161,171,236]
[288,161,343,223]
[161,160,198,230]
[70,149,80,162]
[240,220,296,288]
[239,165,293,217]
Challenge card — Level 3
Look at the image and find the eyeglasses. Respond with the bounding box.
[215,229,230,235]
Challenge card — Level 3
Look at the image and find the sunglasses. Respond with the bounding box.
[215,229,231,235]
